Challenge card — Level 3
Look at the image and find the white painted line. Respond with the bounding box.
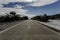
[28,21,31,29]
[28,23,30,29]
[42,24,60,35]
[34,20,60,36]
[0,21,26,34]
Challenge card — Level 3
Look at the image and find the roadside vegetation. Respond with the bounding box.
[0,11,28,31]
[31,14,60,22]
[0,11,28,23]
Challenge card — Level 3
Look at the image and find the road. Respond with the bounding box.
[0,21,22,31]
[0,20,60,40]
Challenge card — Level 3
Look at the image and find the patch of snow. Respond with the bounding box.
[40,20,60,30]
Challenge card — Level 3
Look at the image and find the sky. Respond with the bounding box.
[0,0,60,17]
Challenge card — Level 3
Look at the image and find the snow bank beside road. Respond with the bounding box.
[40,20,60,30]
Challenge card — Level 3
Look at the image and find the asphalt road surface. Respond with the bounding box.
[0,20,60,40]
[0,20,22,31]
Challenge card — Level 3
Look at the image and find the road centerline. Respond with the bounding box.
[28,21,31,29]
[0,20,60,40]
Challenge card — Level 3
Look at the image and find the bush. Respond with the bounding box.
[31,14,49,22]
[41,14,49,22]
[0,12,22,23]
[21,16,28,20]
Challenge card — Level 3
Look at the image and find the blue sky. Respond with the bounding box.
[22,0,60,15]
[0,0,60,16]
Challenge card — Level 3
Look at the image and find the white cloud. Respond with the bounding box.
[15,5,24,9]
[0,0,24,4]
[21,14,36,18]
[0,7,35,18]
[0,0,58,18]
[25,0,38,2]
[29,0,58,6]
[0,8,27,15]
[0,0,58,7]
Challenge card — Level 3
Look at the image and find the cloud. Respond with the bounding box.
[0,0,58,18]
[0,0,24,4]
[0,7,35,18]
[29,0,58,6]
[21,13,36,18]
[0,8,27,15]
[0,0,58,7]
[25,0,38,2]
[0,0,32,4]
[0,0,58,5]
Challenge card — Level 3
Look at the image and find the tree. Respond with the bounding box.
[31,14,49,22]
[9,12,17,21]
[10,11,16,15]
[0,16,5,23]
[10,11,16,17]
[14,15,21,21]
[22,16,28,20]
[43,14,49,22]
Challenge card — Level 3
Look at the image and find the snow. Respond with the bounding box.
[40,20,60,30]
